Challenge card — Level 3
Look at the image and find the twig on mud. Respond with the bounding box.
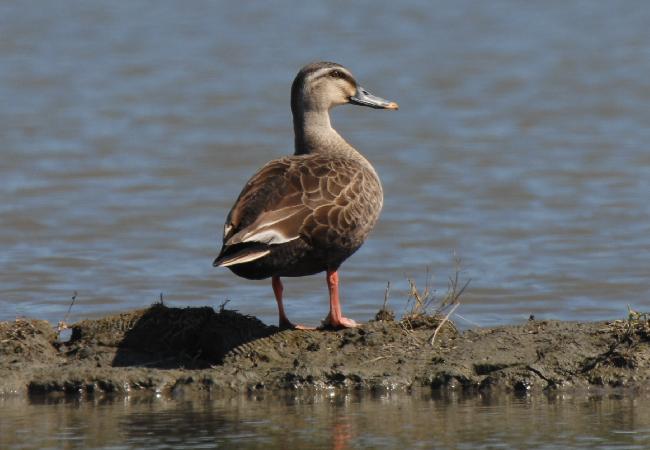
[404,266,434,317]
[399,323,425,347]
[383,281,391,310]
[56,291,77,337]
[428,258,471,346]
[429,303,460,346]
[368,356,387,363]
[399,255,471,347]
[219,299,231,312]
[452,313,481,328]
[440,255,471,308]
[375,282,396,322]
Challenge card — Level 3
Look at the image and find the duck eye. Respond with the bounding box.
[330,70,344,79]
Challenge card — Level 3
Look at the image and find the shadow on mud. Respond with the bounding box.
[68,304,276,369]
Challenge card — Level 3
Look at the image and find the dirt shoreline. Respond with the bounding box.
[1,304,648,397]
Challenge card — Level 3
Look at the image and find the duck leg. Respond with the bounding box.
[325,269,359,328]
[272,276,314,330]
[272,276,292,328]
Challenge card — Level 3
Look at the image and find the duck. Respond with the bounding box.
[213,61,398,329]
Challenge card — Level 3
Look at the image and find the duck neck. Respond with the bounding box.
[293,109,354,156]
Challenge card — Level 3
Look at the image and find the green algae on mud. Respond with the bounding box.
[0,304,648,397]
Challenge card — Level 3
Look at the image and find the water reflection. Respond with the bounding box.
[2,391,649,449]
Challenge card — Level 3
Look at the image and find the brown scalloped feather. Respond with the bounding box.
[213,153,383,279]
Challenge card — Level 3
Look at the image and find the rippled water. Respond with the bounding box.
[2,392,650,449]
[1,3,649,325]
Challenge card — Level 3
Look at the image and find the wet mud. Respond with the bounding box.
[1,304,648,397]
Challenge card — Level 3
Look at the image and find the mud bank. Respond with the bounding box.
[1,304,648,397]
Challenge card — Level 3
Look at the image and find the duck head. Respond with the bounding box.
[290,62,398,155]
[291,61,399,114]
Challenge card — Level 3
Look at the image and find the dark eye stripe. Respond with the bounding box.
[321,69,355,86]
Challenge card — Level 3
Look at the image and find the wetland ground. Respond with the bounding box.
[1,303,648,398]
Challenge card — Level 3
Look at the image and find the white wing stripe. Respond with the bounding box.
[219,249,271,267]
[240,229,300,245]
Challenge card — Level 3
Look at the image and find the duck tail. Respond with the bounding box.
[212,243,270,268]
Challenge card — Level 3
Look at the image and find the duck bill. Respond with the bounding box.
[349,86,399,110]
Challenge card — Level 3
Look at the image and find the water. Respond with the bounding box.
[1,1,649,327]
[2,392,649,449]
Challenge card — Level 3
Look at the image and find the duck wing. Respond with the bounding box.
[214,154,381,267]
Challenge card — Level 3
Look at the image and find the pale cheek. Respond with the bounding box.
[332,92,349,106]
[339,87,354,101]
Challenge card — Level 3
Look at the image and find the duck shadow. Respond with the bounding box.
[68,304,278,369]
[114,304,278,369]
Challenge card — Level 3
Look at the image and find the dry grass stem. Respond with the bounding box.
[429,303,460,345]
[383,281,391,310]
[375,281,396,322]
[56,291,77,337]
[399,255,471,346]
